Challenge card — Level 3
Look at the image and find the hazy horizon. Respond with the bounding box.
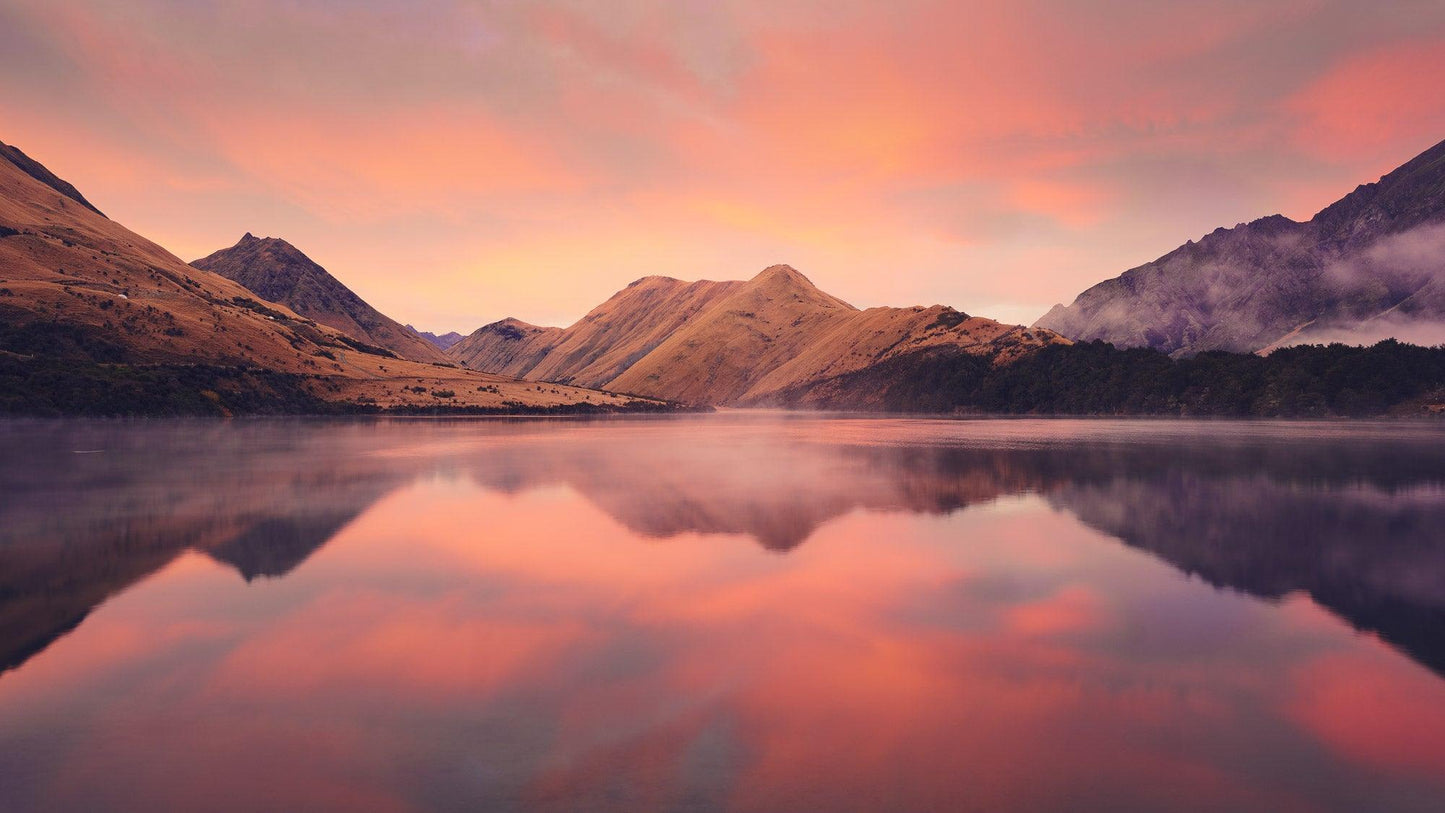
[2,0,1443,333]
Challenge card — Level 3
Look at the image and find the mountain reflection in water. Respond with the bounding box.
[1,415,1443,812]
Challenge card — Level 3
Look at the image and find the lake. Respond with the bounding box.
[2,414,1444,812]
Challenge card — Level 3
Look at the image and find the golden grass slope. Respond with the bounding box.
[526,275,745,387]
[604,265,858,403]
[448,275,744,387]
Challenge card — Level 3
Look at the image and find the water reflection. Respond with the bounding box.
[1,416,1444,811]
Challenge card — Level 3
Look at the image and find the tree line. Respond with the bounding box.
[775,339,1445,417]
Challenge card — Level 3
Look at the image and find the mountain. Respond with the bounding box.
[604,265,856,403]
[450,264,1067,405]
[0,145,330,371]
[406,326,464,351]
[0,139,668,415]
[0,141,104,217]
[449,275,742,387]
[192,234,447,363]
[450,317,566,378]
[1036,138,1445,355]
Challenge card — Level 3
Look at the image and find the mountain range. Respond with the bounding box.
[449,264,1066,405]
[407,326,464,351]
[0,140,664,414]
[2,131,1443,416]
[1037,137,1445,356]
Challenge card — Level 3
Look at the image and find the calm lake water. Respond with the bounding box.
[2,414,1444,812]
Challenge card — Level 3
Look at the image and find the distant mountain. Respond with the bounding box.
[1036,138,1445,355]
[0,138,670,415]
[192,234,447,363]
[450,264,1067,405]
[406,325,464,351]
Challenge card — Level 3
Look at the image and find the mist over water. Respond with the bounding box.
[2,415,1444,812]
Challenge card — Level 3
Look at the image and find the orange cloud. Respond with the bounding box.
[3,0,1444,330]
[1289,38,1445,160]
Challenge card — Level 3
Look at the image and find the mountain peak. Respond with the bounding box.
[234,232,298,252]
[753,264,807,282]
[625,274,687,288]
[495,316,538,328]
[477,317,558,340]
[192,235,448,363]
[743,264,855,312]
[749,265,825,294]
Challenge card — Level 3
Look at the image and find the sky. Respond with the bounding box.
[2,1,1444,333]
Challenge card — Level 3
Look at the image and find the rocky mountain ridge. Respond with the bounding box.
[1036,138,1445,355]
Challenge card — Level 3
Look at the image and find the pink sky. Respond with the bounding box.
[2,0,1444,332]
